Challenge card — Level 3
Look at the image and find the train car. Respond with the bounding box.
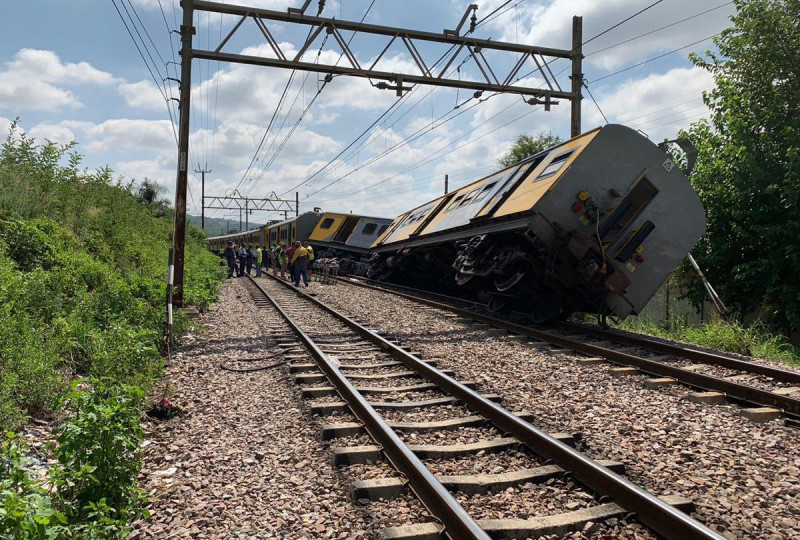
[368,124,706,323]
[206,227,265,253]
[270,211,323,247]
[307,212,393,274]
[206,210,392,275]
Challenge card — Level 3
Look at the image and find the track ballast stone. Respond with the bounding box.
[313,281,800,540]
[132,280,373,539]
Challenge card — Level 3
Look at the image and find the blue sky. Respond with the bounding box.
[0,0,736,223]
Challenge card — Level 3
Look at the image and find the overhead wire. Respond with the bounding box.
[245,0,379,198]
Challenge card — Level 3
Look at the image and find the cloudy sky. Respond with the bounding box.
[0,0,735,224]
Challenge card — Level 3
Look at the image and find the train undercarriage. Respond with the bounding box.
[368,230,627,325]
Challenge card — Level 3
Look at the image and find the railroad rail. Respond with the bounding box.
[336,276,800,425]
[244,274,726,540]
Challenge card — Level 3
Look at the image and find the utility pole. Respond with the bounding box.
[444,174,449,194]
[295,192,299,216]
[245,198,249,230]
[570,16,583,138]
[171,0,194,307]
[195,163,211,230]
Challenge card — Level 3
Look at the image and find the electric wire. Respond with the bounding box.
[244,0,377,198]
[583,0,664,46]
[590,33,720,84]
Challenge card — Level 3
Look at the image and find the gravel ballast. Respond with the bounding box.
[132,279,373,539]
[312,280,800,540]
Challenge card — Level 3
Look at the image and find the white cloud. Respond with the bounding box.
[118,80,167,110]
[473,0,734,76]
[0,49,118,112]
[587,66,713,141]
[27,123,76,146]
[73,118,177,153]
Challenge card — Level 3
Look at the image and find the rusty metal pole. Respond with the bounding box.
[570,15,582,138]
[171,0,195,307]
[295,191,299,216]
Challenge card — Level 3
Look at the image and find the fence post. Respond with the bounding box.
[165,248,174,345]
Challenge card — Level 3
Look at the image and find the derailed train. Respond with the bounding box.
[207,210,393,275]
[367,124,706,323]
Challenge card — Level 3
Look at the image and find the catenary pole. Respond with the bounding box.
[172,0,195,307]
[196,165,211,230]
[570,16,583,138]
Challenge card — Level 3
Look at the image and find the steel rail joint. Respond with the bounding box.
[265,277,727,540]
[248,276,489,540]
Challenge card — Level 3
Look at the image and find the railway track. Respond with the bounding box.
[336,276,800,427]
[243,274,725,540]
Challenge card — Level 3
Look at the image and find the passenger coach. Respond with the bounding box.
[368,124,706,323]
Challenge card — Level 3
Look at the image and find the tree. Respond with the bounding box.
[682,0,800,334]
[498,131,563,167]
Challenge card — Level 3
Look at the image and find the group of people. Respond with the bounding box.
[224,240,314,287]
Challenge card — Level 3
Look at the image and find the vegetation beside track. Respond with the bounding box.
[613,316,800,367]
[0,123,225,537]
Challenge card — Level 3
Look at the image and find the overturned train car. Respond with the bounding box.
[368,124,706,323]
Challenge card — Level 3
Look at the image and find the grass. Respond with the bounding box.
[613,315,800,367]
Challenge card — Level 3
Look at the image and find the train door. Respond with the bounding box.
[332,216,359,242]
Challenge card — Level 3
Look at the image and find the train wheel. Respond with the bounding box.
[455,271,473,286]
[494,261,529,292]
[487,295,508,313]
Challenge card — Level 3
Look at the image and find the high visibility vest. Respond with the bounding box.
[278,250,285,265]
[256,248,262,263]
[307,246,314,261]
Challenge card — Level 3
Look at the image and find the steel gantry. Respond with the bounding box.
[171,0,583,306]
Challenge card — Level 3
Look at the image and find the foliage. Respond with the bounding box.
[498,131,563,167]
[0,434,69,540]
[615,316,800,366]
[0,122,224,535]
[53,381,147,535]
[1,381,148,539]
[682,0,800,335]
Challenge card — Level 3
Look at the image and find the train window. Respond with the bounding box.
[600,177,659,244]
[320,218,334,229]
[535,150,575,181]
[472,181,498,204]
[378,224,388,236]
[445,194,465,212]
[362,223,377,235]
[459,188,481,207]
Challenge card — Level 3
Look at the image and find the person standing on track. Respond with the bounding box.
[245,244,253,275]
[225,241,237,279]
[237,244,246,277]
[286,241,297,283]
[255,245,263,277]
[279,243,288,280]
[303,240,314,282]
[291,241,309,287]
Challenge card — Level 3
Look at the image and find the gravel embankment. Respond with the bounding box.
[312,280,800,540]
[131,279,372,539]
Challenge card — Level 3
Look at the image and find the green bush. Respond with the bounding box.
[0,433,69,540]
[53,381,146,534]
[0,122,224,535]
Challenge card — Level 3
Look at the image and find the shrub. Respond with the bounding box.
[53,380,147,535]
[0,433,69,539]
